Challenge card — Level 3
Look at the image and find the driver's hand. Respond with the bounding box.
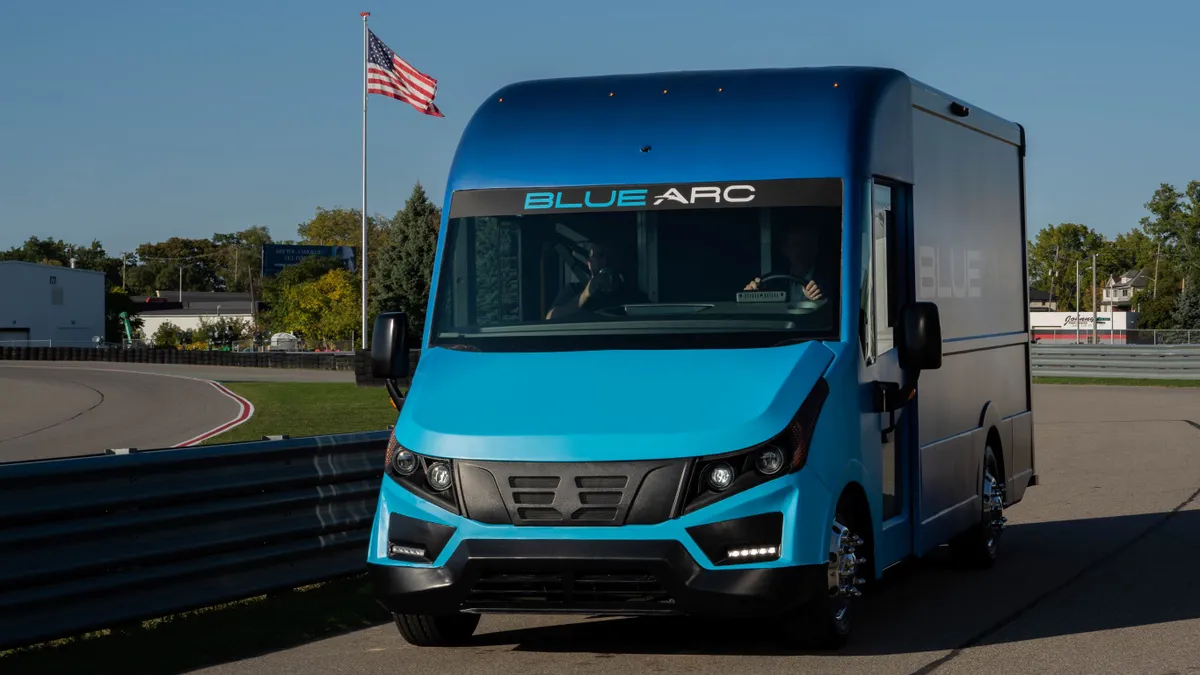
[744,278,761,291]
[803,280,823,301]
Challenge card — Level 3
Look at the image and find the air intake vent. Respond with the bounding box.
[510,476,560,489]
[576,476,628,489]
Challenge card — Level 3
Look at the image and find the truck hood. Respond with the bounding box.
[394,342,835,462]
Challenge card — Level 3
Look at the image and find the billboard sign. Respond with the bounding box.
[261,245,356,277]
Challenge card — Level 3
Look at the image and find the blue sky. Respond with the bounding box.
[1,0,1195,253]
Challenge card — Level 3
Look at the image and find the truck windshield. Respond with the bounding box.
[430,178,842,352]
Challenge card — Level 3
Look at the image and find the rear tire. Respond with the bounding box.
[393,612,480,646]
[950,442,1006,569]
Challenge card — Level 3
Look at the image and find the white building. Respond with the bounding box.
[134,291,256,337]
[1101,269,1151,312]
[1030,310,1140,344]
[0,261,106,347]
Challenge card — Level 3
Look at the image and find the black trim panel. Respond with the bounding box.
[685,512,784,566]
[369,538,826,618]
[386,513,457,564]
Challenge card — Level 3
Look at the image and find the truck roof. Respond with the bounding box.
[445,66,1021,196]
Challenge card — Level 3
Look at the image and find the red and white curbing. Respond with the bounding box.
[172,381,255,447]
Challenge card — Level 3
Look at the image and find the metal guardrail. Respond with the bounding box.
[1031,344,1200,379]
[0,430,390,650]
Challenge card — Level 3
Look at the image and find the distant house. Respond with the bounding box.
[133,291,259,337]
[1029,288,1057,312]
[1101,269,1150,312]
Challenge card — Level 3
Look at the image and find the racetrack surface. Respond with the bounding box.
[189,384,1200,675]
[0,364,249,462]
[0,361,355,383]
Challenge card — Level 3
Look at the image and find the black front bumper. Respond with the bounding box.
[369,538,827,618]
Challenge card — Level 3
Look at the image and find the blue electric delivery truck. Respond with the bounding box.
[366,66,1036,649]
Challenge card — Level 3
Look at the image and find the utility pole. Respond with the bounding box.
[1153,241,1161,298]
[1092,253,1098,345]
[120,252,127,289]
[1080,257,1089,341]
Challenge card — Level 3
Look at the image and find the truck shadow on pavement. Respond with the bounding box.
[471,504,1200,656]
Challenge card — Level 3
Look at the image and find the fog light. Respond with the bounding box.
[427,462,453,491]
[727,545,778,559]
[389,544,426,559]
[706,462,735,491]
[391,449,418,476]
[755,446,785,475]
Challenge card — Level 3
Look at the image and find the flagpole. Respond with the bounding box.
[360,11,370,351]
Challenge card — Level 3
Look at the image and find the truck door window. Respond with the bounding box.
[873,183,896,354]
[863,181,897,362]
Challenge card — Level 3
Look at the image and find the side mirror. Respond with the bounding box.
[371,312,410,380]
[897,302,943,372]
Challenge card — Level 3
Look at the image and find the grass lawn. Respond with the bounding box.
[1033,376,1200,388]
[205,382,399,444]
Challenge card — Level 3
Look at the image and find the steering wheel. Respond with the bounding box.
[756,273,806,285]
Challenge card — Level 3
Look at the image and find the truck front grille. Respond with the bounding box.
[456,459,689,526]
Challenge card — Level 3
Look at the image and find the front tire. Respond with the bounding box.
[780,499,866,651]
[950,442,1006,569]
[393,612,481,646]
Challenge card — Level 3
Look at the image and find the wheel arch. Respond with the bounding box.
[977,401,1008,495]
[834,480,874,580]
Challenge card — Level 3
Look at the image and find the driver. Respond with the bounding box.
[743,223,830,302]
[546,241,648,319]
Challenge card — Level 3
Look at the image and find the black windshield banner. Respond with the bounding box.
[448,178,842,219]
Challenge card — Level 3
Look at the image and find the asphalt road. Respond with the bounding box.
[0,361,356,383]
[0,364,251,462]
[190,383,1200,675]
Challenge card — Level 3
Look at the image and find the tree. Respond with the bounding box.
[151,322,185,349]
[1140,181,1200,293]
[1027,223,1107,311]
[260,254,348,331]
[296,206,390,275]
[2,236,124,288]
[1132,291,1176,329]
[1171,287,1200,331]
[212,225,272,294]
[104,287,144,344]
[371,183,442,341]
[132,238,224,295]
[271,268,360,349]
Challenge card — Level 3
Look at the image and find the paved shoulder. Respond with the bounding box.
[0,364,249,462]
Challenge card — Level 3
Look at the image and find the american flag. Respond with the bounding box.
[367,30,443,117]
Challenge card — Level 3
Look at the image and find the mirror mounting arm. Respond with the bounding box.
[874,370,920,436]
[384,378,406,410]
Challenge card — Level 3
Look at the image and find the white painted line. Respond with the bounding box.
[171,381,255,447]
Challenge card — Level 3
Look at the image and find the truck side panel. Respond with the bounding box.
[908,93,1032,554]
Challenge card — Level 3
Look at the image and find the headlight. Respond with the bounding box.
[384,435,459,514]
[754,446,786,475]
[391,449,418,476]
[679,378,829,515]
[706,462,736,491]
[426,462,453,491]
